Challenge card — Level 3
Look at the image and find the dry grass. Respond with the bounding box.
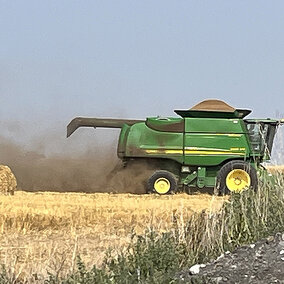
[267,165,284,173]
[0,166,282,281]
[0,191,225,280]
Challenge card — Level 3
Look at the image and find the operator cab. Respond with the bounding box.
[245,119,279,158]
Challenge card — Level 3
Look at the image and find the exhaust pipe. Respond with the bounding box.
[67,117,144,137]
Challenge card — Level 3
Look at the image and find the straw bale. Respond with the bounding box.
[0,165,17,195]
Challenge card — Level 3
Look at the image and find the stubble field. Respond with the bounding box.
[0,190,226,280]
[0,165,283,281]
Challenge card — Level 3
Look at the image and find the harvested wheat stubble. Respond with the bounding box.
[267,165,284,173]
[0,191,225,281]
[0,165,17,195]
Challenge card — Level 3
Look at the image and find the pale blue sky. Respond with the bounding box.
[1,1,284,154]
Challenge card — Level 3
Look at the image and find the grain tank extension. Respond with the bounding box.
[67,100,284,195]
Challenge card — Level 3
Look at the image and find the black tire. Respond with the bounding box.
[215,160,258,195]
[147,170,178,195]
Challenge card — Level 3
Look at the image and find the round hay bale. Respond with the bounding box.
[0,165,17,195]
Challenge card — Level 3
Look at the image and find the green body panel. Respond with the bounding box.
[123,122,184,164]
[183,133,248,166]
[117,124,131,158]
[184,118,250,166]
[119,117,252,167]
[146,117,184,132]
[185,117,244,133]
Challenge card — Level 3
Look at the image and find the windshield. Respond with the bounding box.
[245,122,277,158]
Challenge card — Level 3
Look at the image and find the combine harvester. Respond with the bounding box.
[67,100,284,195]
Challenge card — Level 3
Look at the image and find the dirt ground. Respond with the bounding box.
[178,232,284,283]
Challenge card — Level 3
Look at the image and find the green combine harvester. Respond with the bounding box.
[67,100,284,195]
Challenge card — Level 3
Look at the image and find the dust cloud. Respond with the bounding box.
[0,116,152,193]
[0,135,119,192]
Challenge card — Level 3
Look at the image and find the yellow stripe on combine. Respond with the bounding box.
[145,149,245,156]
[185,150,245,156]
[191,133,242,137]
[145,149,183,154]
[227,134,242,137]
[213,133,242,137]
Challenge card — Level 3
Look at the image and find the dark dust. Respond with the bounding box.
[0,135,117,192]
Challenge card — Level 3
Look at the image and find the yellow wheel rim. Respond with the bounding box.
[154,178,171,194]
[226,169,251,193]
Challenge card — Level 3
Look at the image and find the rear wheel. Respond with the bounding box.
[147,170,177,195]
[215,160,258,195]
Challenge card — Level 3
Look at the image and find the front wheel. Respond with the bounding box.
[215,160,258,195]
[147,170,177,195]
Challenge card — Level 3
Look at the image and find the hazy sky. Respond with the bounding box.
[1,1,284,151]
